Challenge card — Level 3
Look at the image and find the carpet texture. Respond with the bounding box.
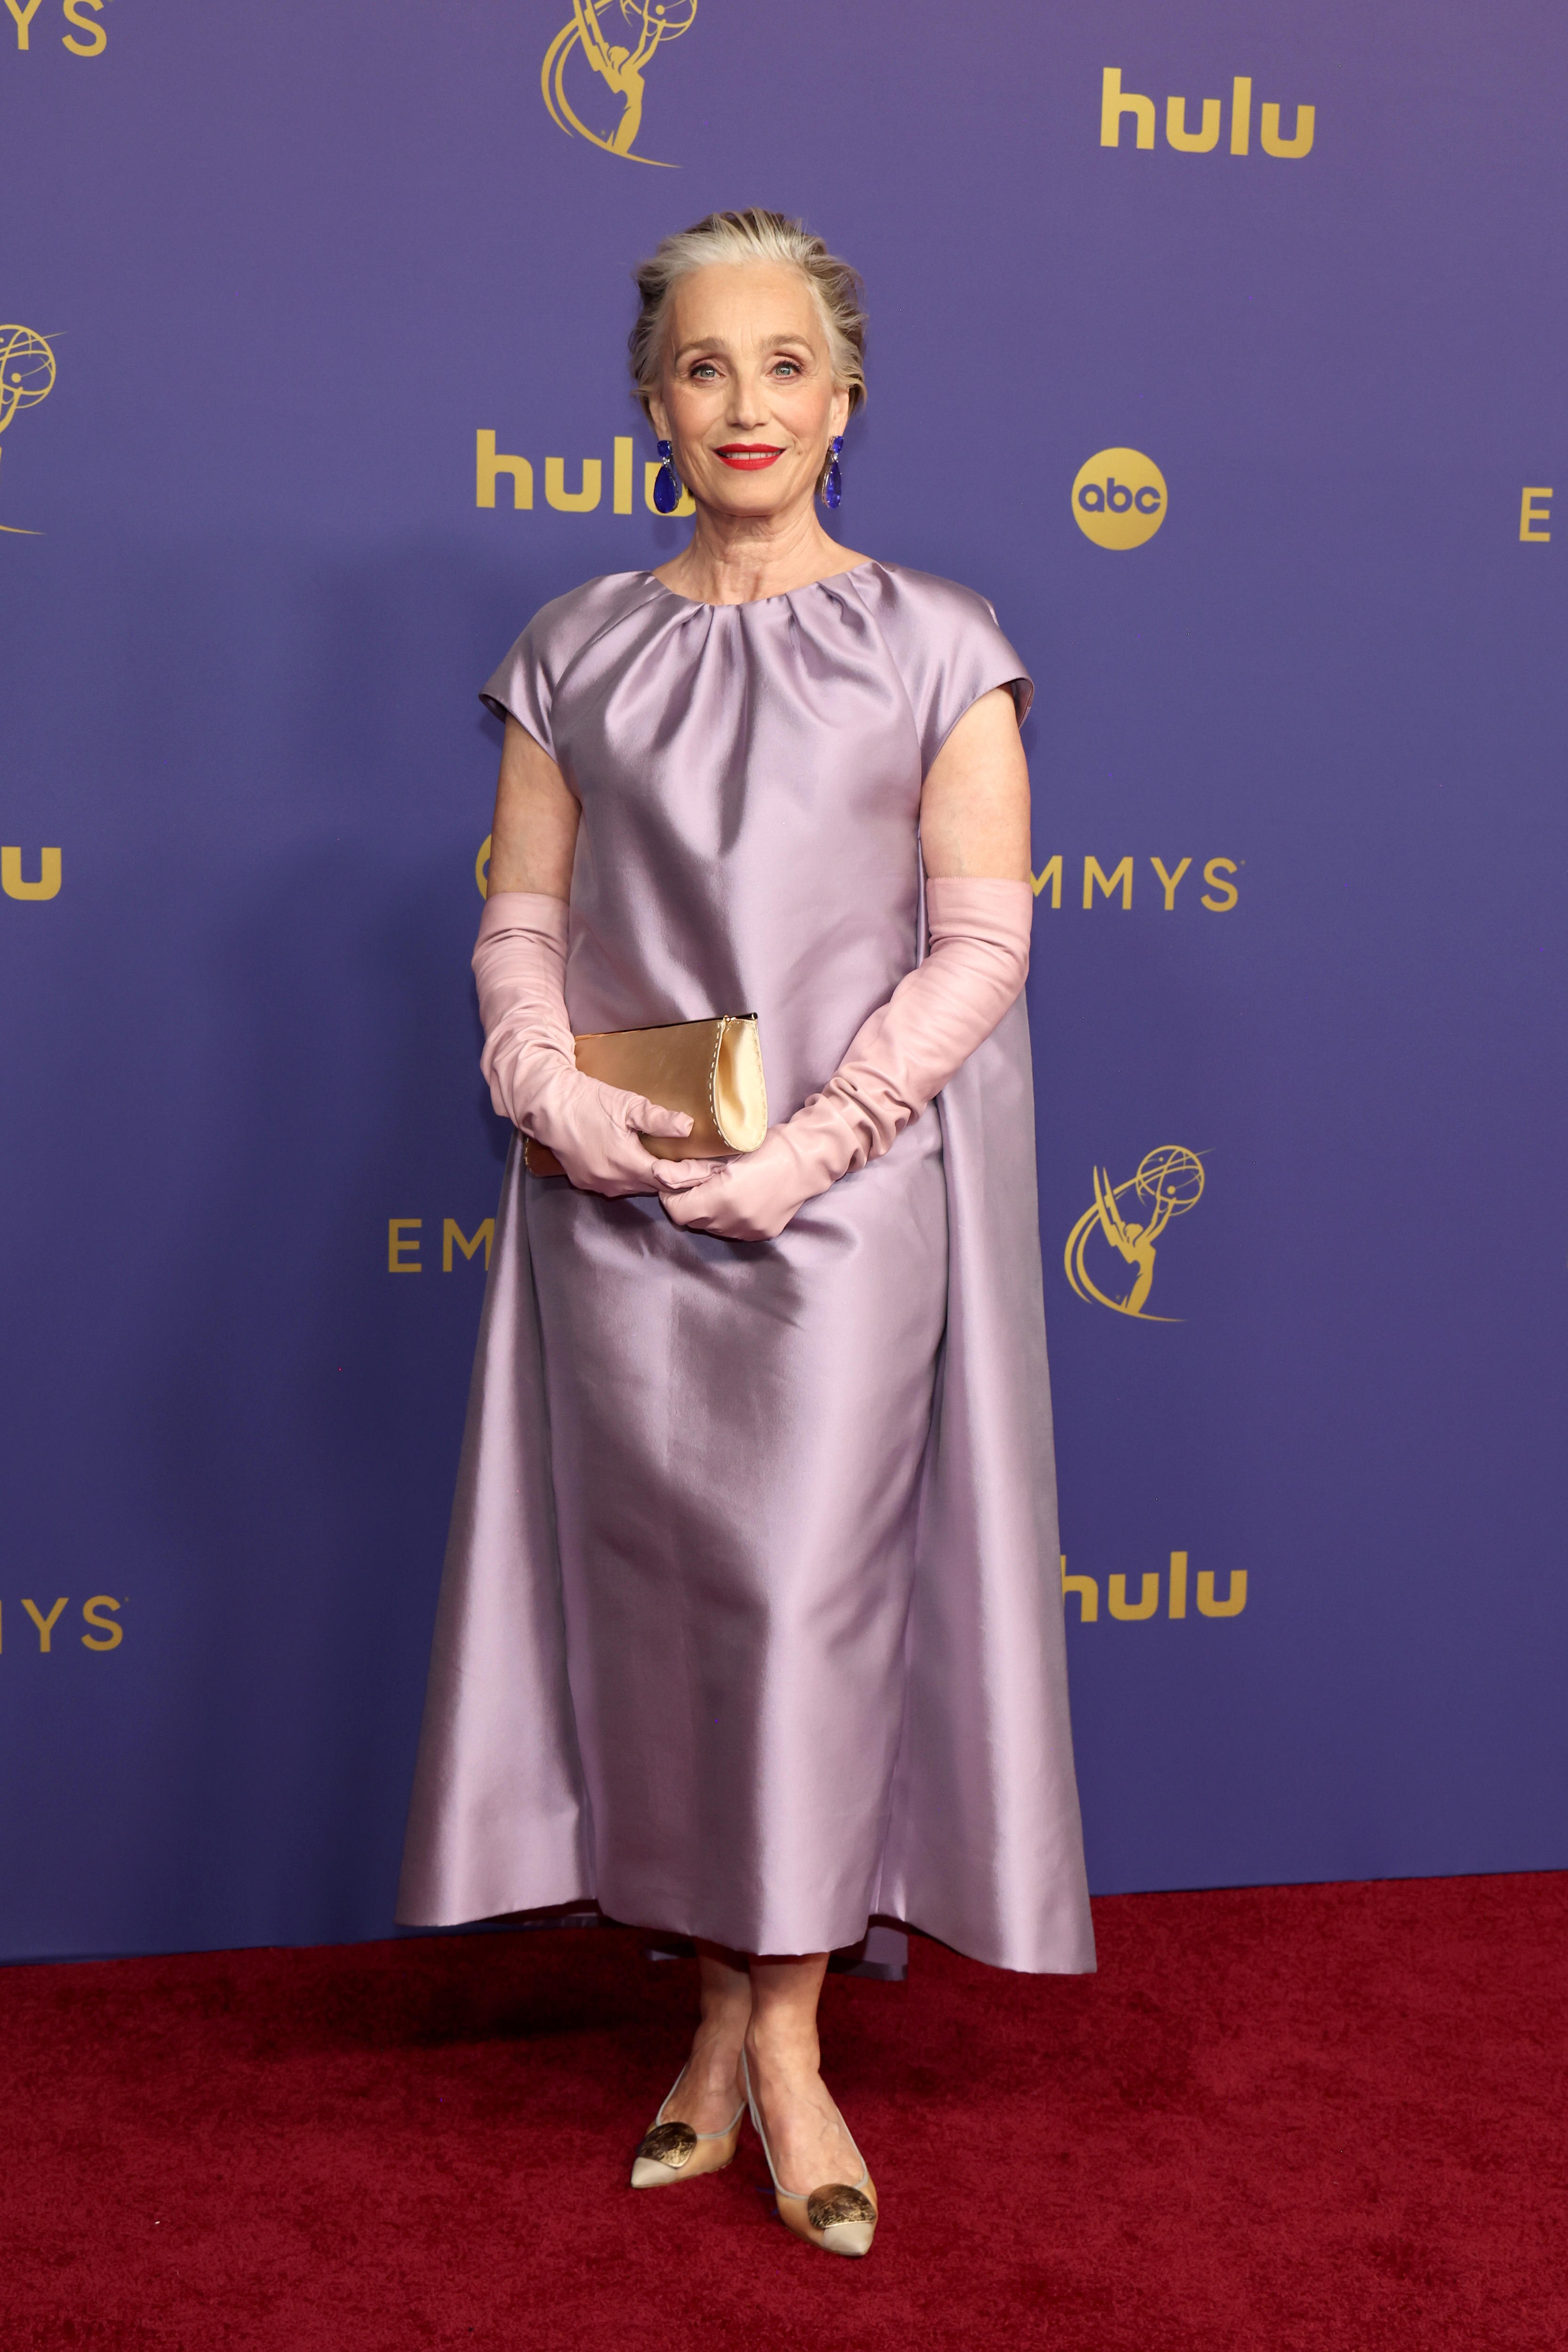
[3,1874,1564,2351]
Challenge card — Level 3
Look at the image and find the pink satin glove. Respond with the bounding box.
[474,892,706,1199]
[662,876,1033,1242]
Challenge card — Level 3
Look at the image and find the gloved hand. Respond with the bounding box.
[474,892,708,1199]
[658,1123,830,1243]
[662,875,1033,1242]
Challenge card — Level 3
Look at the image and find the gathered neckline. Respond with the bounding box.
[644,560,879,612]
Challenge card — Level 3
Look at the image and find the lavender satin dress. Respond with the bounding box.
[397,563,1094,1974]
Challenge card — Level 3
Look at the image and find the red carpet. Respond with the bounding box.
[4,1874,1564,2351]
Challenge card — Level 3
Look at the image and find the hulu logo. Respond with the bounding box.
[1061,1554,1248,1625]
[1101,69,1314,159]
[475,432,694,519]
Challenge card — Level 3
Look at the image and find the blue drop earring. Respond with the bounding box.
[653,439,682,515]
[821,435,844,510]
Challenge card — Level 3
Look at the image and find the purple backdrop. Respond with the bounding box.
[2,0,1564,1961]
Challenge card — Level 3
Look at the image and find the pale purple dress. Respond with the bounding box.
[397,562,1094,1974]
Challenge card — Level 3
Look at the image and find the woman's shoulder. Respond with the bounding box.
[513,569,663,667]
[850,560,1009,639]
[847,563,1033,751]
[481,572,660,741]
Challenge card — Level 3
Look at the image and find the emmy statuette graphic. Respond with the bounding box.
[1065,1145,1207,1321]
[0,325,57,536]
[542,0,700,166]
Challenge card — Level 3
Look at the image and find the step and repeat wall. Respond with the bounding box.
[3,3,1564,1960]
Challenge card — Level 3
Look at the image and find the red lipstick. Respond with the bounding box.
[715,444,785,470]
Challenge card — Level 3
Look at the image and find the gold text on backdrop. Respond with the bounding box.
[476,431,695,516]
[1030,855,1239,910]
[1072,448,1166,549]
[1101,69,1313,159]
[0,1597,124,1653]
[1061,1553,1247,1622]
[387,1219,496,1273]
[2,848,61,900]
[5,1,106,55]
[1519,488,1552,541]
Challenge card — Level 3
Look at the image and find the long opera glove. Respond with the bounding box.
[662,876,1032,1243]
[474,891,705,1198]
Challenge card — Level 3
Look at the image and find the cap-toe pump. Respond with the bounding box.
[740,2050,878,2257]
[629,2063,747,2189]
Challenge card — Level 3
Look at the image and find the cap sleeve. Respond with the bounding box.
[860,566,1034,774]
[480,616,557,763]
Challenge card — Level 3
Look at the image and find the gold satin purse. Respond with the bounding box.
[523,1014,768,1178]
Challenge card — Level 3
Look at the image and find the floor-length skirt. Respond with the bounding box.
[398,999,1095,1975]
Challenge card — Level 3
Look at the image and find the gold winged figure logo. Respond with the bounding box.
[1064,1145,1207,1321]
[0,325,57,536]
[541,0,700,167]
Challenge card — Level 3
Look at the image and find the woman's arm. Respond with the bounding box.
[664,688,1035,1242]
[917,685,1031,881]
[487,715,581,899]
[475,718,702,1192]
[489,680,1025,899]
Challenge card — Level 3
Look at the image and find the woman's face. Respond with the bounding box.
[649,261,851,524]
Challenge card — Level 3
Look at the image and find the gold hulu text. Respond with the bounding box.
[476,432,695,518]
[1101,70,1313,159]
[2,848,61,901]
[1061,1552,1247,1622]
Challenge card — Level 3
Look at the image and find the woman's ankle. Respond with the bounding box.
[743,2018,821,2080]
[688,2011,747,2085]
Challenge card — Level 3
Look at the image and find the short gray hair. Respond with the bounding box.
[629,209,868,424]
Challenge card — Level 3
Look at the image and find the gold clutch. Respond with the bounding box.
[523,1014,768,1178]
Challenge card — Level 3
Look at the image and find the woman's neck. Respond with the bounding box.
[653,503,868,607]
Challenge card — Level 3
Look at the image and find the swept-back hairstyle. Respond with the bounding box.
[628,208,868,423]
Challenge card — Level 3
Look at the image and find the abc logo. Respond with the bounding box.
[1072,448,1168,550]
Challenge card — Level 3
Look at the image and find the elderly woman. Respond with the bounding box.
[398,208,1093,2259]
